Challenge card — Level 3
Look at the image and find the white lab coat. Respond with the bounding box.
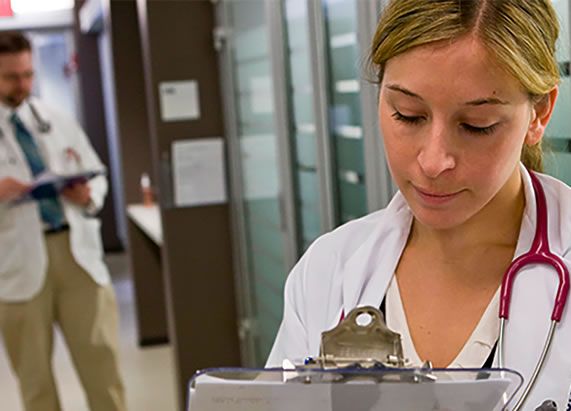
[267,165,571,410]
[0,97,110,302]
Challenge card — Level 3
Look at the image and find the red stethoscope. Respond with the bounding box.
[498,171,569,410]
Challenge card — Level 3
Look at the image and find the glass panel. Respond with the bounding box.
[226,0,288,366]
[323,0,368,223]
[297,170,321,244]
[284,0,324,252]
[544,0,571,184]
[294,131,318,169]
[338,179,367,223]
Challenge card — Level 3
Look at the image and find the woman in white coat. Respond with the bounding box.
[268,0,571,409]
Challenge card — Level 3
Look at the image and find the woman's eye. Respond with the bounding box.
[461,123,498,135]
[391,111,424,125]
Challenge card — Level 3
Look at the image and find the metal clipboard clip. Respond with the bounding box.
[287,306,436,384]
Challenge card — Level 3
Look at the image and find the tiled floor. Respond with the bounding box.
[0,253,177,411]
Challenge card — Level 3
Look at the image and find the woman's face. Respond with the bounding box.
[379,35,545,230]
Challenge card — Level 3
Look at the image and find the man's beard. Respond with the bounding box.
[3,91,28,107]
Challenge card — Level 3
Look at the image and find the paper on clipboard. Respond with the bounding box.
[188,375,513,411]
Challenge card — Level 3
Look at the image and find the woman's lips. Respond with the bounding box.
[413,186,462,205]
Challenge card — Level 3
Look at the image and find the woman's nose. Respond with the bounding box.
[417,126,456,178]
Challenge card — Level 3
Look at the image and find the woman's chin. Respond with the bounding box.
[411,209,471,232]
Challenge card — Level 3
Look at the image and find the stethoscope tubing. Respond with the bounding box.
[498,171,570,410]
[499,172,570,322]
[27,101,51,134]
[0,101,51,164]
[0,100,51,140]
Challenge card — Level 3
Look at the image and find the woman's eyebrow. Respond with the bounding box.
[385,84,423,100]
[464,96,510,106]
[385,83,510,106]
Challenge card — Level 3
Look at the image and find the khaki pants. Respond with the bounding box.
[0,231,126,411]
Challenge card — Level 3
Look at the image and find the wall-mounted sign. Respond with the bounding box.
[171,138,227,207]
[159,80,200,121]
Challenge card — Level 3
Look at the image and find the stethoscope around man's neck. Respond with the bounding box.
[0,100,51,140]
[0,100,51,165]
[26,100,51,134]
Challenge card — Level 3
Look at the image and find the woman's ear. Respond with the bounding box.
[525,86,559,146]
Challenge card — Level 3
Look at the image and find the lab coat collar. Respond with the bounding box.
[514,163,536,259]
[0,98,32,124]
[342,163,536,314]
[341,191,412,317]
[0,100,14,123]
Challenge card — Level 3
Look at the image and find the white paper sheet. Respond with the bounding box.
[171,138,227,207]
[188,377,512,411]
[159,80,200,121]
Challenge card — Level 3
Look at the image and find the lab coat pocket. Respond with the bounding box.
[56,146,83,175]
[0,226,24,277]
[73,217,104,261]
[0,205,13,231]
[0,148,12,168]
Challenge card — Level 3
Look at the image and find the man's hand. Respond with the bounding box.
[0,177,30,202]
[62,182,91,207]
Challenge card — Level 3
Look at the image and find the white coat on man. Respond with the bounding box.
[0,96,109,302]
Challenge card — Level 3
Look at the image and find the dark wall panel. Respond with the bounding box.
[137,0,240,408]
[108,0,169,347]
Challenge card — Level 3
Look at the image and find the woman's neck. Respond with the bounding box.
[409,168,526,258]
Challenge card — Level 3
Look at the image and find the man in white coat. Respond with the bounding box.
[0,32,125,411]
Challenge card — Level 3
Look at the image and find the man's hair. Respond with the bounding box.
[0,31,31,55]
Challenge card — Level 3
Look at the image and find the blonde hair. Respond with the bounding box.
[370,0,560,172]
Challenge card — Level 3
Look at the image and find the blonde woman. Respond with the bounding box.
[268,0,571,409]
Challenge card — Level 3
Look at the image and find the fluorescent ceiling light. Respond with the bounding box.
[11,0,74,14]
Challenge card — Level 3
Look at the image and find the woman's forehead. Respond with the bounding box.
[382,36,526,104]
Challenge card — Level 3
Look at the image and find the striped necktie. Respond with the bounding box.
[11,112,65,230]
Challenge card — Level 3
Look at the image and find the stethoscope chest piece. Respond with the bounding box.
[37,121,51,134]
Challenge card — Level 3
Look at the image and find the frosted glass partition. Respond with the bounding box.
[323,0,367,223]
[284,0,324,252]
[226,0,288,366]
[545,0,571,184]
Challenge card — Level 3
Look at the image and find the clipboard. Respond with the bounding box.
[187,306,524,411]
[16,169,106,202]
[187,367,523,411]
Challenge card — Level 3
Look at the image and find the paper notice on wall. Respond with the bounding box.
[159,80,200,121]
[171,138,227,207]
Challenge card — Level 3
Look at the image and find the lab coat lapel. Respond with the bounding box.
[0,104,30,180]
[24,102,57,172]
[342,193,413,317]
